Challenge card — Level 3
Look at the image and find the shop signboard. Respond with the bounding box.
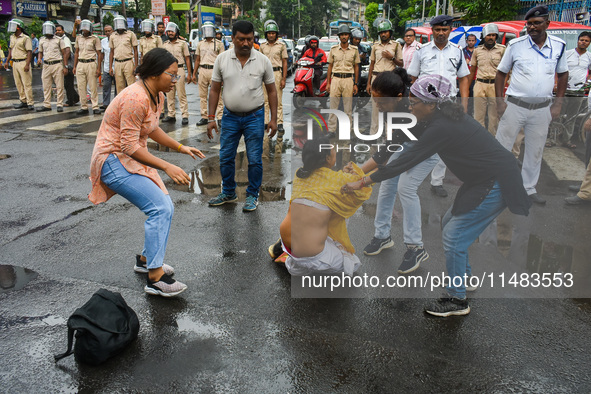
[152,0,165,16]
[60,0,78,7]
[15,0,47,18]
[201,12,215,24]
[0,0,12,16]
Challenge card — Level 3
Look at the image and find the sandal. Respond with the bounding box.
[564,142,577,149]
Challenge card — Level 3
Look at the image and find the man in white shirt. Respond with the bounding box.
[402,28,421,69]
[494,5,569,205]
[100,25,115,109]
[562,31,591,148]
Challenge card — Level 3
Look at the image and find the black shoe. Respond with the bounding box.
[278,124,284,132]
[424,295,470,317]
[159,112,164,119]
[363,236,394,256]
[13,101,27,109]
[565,195,591,205]
[268,239,283,259]
[100,105,107,110]
[398,245,429,274]
[182,117,189,125]
[196,118,208,126]
[93,109,101,114]
[431,185,448,198]
[76,108,88,115]
[28,105,35,110]
[134,255,175,275]
[528,193,546,205]
[162,116,176,123]
[57,107,63,112]
[36,106,51,112]
[568,185,581,192]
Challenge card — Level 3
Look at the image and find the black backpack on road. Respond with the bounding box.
[54,289,140,366]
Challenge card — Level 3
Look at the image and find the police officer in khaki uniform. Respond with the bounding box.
[367,19,403,135]
[260,20,287,155]
[109,15,138,94]
[469,23,505,135]
[327,24,360,133]
[74,20,102,115]
[36,21,68,112]
[138,19,162,65]
[194,22,224,126]
[162,22,193,125]
[6,19,34,110]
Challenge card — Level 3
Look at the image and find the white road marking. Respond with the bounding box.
[28,114,103,131]
[543,146,587,181]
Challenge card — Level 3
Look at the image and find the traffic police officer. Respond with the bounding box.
[74,19,102,115]
[162,22,193,125]
[407,14,470,198]
[367,19,403,135]
[327,24,360,133]
[109,15,139,94]
[260,19,288,155]
[36,21,68,112]
[138,19,162,65]
[194,22,224,127]
[468,23,505,135]
[6,19,34,109]
[494,5,569,205]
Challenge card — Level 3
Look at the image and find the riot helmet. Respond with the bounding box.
[80,19,93,33]
[202,21,215,38]
[42,21,56,36]
[337,24,351,36]
[7,19,25,34]
[264,19,279,38]
[113,15,127,31]
[141,19,155,34]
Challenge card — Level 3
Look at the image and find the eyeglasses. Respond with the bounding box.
[164,71,180,82]
[526,20,546,27]
[404,35,415,38]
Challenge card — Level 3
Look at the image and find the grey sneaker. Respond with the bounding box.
[363,236,394,256]
[398,245,429,274]
[134,255,175,275]
[431,185,448,198]
[144,274,187,297]
[208,192,238,206]
[243,195,258,212]
[424,294,470,317]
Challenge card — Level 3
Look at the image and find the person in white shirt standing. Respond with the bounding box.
[101,25,115,109]
[402,28,421,69]
[561,31,591,149]
[494,5,569,205]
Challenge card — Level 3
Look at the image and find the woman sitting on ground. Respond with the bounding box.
[269,137,372,276]
[89,48,205,297]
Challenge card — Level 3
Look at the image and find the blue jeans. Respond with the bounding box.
[441,182,506,299]
[374,145,439,246]
[102,71,116,107]
[219,107,264,198]
[101,154,174,270]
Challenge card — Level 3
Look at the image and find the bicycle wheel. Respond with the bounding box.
[547,120,567,146]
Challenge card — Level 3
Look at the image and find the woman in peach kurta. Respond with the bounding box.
[89,48,204,297]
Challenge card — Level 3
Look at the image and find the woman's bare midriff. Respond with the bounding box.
[280,203,332,257]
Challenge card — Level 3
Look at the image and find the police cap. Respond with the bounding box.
[524,5,549,20]
[430,15,454,27]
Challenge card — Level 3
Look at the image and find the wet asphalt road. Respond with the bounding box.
[1,68,591,392]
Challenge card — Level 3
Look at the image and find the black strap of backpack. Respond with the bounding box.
[54,326,75,362]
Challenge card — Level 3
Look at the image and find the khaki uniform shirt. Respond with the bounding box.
[370,40,403,72]
[109,30,138,60]
[39,36,66,62]
[75,35,101,60]
[9,33,32,60]
[328,44,360,73]
[139,35,162,56]
[471,43,506,80]
[196,39,224,65]
[162,39,190,65]
[259,40,288,68]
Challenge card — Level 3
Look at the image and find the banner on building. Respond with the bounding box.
[0,0,12,16]
[16,0,47,17]
[201,12,215,24]
[152,0,165,16]
[60,0,78,7]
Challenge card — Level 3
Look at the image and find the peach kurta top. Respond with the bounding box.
[89,82,166,204]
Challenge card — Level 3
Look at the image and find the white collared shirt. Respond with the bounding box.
[497,34,568,98]
[101,37,110,73]
[212,48,275,112]
[565,48,591,90]
[407,40,470,96]
[402,40,421,69]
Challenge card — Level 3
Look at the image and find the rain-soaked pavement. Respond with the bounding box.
[1,67,591,392]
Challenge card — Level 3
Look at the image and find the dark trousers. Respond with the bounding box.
[102,71,116,107]
[64,67,79,105]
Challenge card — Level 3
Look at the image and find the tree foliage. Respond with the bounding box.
[365,3,378,39]
[265,0,339,38]
[26,16,43,38]
[452,0,518,25]
[237,11,263,34]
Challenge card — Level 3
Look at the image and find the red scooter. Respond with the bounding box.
[292,56,328,108]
